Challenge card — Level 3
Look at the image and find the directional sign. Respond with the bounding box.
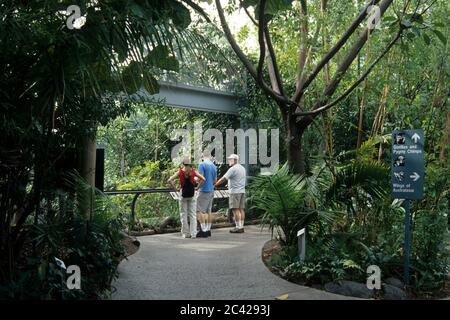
[391,129,424,200]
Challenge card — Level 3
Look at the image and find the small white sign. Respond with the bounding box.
[297,228,305,237]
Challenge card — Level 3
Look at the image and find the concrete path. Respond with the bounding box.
[112,225,352,300]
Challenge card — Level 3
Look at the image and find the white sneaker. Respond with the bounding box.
[182,234,191,239]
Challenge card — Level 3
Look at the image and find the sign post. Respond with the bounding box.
[391,129,424,286]
[403,199,411,286]
[297,228,306,261]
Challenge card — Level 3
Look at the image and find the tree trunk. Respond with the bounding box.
[81,132,97,188]
[356,30,372,151]
[356,90,366,150]
[287,114,306,174]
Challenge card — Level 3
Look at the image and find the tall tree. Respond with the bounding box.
[209,0,438,173]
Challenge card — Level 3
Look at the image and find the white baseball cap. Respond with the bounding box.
[227,154,239,160]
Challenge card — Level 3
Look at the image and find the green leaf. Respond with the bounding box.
[342,259,363,271]
[129,3,145,18]
[422,33,431,45]
[160,56,179,72]
[406,32,415,40]
[241,0,259,8]
[383,16,397,24]
[412,27,421,38]
[122,61,142,94]
[145,46,179,72]
[244,0,293,18]
[432,29,447,45]
[401,19,412,28]
[433,22,445,28]
[143,74,160,94]
[121,60,161,94]
[146,45,169,62]
[266,0,294,15]
[171,2,191,29]
[111,23,128,62]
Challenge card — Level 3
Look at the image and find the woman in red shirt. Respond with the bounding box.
[168,157,205,239]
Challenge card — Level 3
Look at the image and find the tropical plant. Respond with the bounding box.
[408,163,449,292]
[0,172,126,299]
[284,233,366,284]
[275,156,448,294]
[249,163,334,246]
[0,0,213,288]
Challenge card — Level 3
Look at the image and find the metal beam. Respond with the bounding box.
[137,81,239,115]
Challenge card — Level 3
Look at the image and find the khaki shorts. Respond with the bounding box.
[197,192,214,213]
[229,193,245,209]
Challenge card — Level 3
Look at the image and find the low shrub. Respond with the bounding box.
[257,160,449,295]
[0,174,126,299]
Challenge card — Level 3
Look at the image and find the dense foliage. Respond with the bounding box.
[0,174,126,299]
[258,150,448,295]
[0,0,448,300]
[213,0,448,174]
[0,0,206,298]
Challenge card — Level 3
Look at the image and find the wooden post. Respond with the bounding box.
[80,121,97,219]
[81,127,97,188]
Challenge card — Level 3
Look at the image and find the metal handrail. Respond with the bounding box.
[104,187,229,233]
[104,188,174,195]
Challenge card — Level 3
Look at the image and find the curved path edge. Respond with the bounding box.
[112,225,358,300]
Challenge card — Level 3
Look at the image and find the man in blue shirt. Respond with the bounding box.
[196,151,217,237]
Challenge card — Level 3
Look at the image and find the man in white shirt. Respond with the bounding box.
[215,154,246,233]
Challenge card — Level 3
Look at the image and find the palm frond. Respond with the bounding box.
[62,171,120,222]
[327,160,389,202]
[249,163,334,246]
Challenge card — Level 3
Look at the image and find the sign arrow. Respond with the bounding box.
[392,129,424,200]
[410,172,420,181]
[411,133,421,144]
